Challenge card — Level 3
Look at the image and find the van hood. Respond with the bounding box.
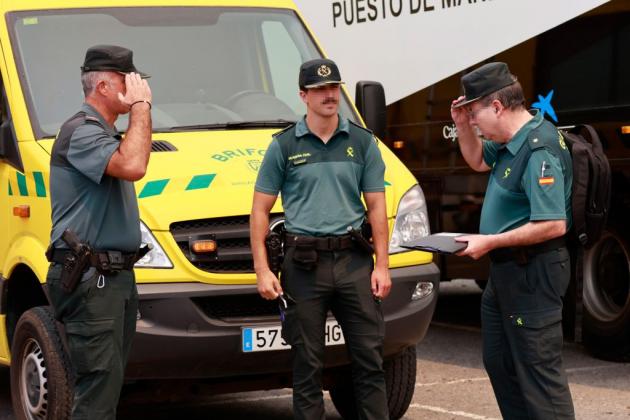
[40,130,400,232]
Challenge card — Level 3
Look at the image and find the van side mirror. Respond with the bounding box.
[355,81,386,140]
[0,118,24,173]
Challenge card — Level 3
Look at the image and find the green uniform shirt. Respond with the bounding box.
[49,103,141,252]
[255,115,385,236]
[480,111,572,234]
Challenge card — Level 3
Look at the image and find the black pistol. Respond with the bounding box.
[347,225,375,254]
[60,229,92,293]
[265,231,284,276]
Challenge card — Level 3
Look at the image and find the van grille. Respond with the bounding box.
[151,140,177,152]
[192,294,279,320]
[170,214,283,273]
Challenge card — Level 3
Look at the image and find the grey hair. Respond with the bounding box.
[480,79,526,111]
[81,71,112,96]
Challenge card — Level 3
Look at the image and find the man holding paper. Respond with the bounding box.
[450,62,575,419]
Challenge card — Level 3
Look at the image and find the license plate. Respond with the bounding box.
[242,320,345,352]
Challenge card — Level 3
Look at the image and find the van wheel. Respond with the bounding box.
[10,306,73,420]
[329,346,416,419]
[582,230,630,362]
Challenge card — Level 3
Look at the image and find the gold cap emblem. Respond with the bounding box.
[317,65,332,77]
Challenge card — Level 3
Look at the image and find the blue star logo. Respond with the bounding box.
[532,90,558,123]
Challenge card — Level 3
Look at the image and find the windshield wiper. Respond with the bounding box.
[160,119,295,132]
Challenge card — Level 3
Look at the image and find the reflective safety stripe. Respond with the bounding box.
[16,173,28,196]
[186,174,216,191]
[138,179,169,198]
[33,172,46,197]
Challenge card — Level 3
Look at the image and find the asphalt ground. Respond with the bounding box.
[1,279,629,419]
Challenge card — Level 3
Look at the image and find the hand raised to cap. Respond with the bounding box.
[118,72,152,109]
[450,95,469,126]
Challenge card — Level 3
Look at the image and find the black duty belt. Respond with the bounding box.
[49,249,137,271]
[284,233,354,251]
[489,236,566,265]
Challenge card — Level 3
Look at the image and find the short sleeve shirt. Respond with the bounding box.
[255,115,385,236]
[479,112,572,234]
[49,103,141,252]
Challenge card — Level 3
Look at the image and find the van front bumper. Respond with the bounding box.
[126,263,439,383]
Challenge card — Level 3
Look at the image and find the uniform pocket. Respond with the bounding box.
[491,261,536,311]
[292,238,318,271]
[280,305,303,347]
[64,318,115,374]
[547,251,570,298]
[46,264,64,310]
[510,309,563,365]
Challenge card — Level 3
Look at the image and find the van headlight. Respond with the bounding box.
[389,185,430,254]
[135,221,173,268]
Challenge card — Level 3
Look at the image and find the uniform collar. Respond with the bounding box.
[81,103,119,136]
[506,110,544,155]
[295,114,350,139]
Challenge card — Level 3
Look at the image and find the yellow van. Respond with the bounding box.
[0,1,438,418]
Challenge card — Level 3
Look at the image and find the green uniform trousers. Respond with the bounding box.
[47,263,138,420]
[281,245,388,420]
[481,246,575,420]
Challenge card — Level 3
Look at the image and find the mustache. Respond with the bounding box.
[322,98,338,105]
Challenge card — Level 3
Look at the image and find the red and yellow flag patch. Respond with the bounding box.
[539,176,555,185]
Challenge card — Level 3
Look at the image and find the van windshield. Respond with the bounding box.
[8,8,359,138]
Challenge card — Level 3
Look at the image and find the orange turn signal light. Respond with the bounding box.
[621,126,630,135]
[393,140,405,149]
[191,240,217,253]
[13,205,30,218]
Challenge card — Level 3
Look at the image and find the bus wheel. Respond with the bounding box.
[10,306,73,420]
[582,229,630,362]
[329,346,416,420]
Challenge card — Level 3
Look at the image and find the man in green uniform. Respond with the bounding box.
[451,62,575,419]
[251,58,391,420]
[46,45,152,419]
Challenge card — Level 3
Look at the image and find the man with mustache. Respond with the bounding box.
[451,62,574,419]
[251,58,391,419]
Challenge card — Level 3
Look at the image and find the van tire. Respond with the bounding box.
[329,346,416,419]
[581,229,630,362]
[10,306,73,420]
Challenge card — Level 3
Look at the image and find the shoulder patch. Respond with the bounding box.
[272,123,296,139]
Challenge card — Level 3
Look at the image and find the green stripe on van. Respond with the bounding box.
[186,174,216,191]
[16,173,28,196]
[33,172,46,197]
[138,179,169,198]
[385,181,391,186]
[8,180,13,196]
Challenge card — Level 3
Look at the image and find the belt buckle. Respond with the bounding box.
[327,236,339,250]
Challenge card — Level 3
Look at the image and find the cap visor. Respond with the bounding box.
[118,70,151,79]
[451,96,480,109]
[304,80,344,89]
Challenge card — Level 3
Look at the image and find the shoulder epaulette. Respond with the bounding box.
[83,114,105,129]
[527,120,560,152]
[348,120,373,135]
[348,120,380,146]
[527,134,547,151]
[526,121,552,151]
[272,122,296,138]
